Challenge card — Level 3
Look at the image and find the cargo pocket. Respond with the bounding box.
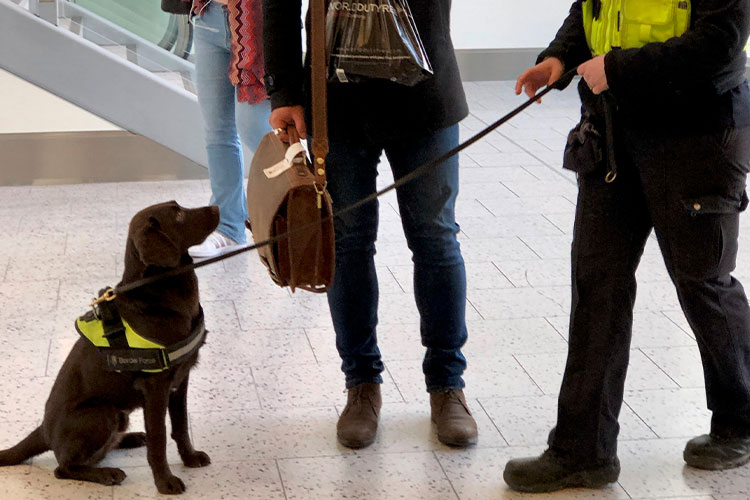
[679,192,747,276]
[563,114,605,175]
[681,192,748,217]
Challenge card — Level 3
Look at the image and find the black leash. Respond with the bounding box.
[103,71,576,302]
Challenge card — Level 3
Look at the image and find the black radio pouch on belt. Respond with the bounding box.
[563,112,605,175]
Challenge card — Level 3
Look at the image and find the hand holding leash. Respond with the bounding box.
[516,57,565,102]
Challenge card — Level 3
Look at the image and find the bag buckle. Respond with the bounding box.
[314,182,327,210]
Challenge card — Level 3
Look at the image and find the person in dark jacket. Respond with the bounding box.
[505,0,750,493]
[261,0,478,449]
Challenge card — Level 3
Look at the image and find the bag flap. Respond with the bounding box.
[247,132,316,243]
[285,188,336,291]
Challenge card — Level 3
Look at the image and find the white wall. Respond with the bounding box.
[451,0,573,50]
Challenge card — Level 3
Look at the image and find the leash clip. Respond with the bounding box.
[90,288,117,308]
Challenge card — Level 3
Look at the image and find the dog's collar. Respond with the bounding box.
[75,288,206,373]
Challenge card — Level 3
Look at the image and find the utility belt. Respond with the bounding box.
[564,84,619,182]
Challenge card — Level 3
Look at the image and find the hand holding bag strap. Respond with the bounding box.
[310,0,328,188]
[287,125,301,146]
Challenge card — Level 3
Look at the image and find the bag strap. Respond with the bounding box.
[310,0,328,189]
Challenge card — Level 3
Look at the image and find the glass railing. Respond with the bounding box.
[64,0,194,60]
[18,0,196,92]
[69,0,175,48]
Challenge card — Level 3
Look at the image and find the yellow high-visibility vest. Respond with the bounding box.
[582,0,691,55]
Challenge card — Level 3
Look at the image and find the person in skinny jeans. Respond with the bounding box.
[262,0,478,450]
[188,0,270,258]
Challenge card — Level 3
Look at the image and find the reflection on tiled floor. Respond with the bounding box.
[2,80,750,499]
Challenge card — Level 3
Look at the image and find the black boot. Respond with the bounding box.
[684,434,750,470]
[504,449,620,493]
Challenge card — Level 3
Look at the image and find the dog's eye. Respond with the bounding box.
[175,211,185,223]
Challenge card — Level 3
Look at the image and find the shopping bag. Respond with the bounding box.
[326,0,433,86]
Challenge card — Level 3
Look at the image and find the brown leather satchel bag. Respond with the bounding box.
[246,129,334,292]
[246,0,334,292]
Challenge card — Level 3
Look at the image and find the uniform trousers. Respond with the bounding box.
[551,123,750,462]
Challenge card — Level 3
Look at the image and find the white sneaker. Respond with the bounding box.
[188,231,245,259]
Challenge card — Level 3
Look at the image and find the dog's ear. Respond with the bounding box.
[132,216,181,268]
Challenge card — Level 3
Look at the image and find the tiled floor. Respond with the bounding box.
[2,80,750,499]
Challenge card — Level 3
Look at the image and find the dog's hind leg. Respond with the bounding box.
[50,408,127,486]
[117,432,147,449]
[0,426,48,466]
[169,374,210,468]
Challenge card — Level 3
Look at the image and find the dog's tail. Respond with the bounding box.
[0,426,48,466]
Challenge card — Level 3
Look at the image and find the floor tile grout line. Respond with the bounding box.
[383,364,407,404]
[543,316,570,344]
[511,353,547,396]
[660,310,696,340]
[621,399,660,440]
[386,266,407,294]
[490,260,517,288]
[541,212,569,235]
[475,198,496,217]
[248,365,264,412]
[431,450,462,500]
[516,235,544,260]
[465,297,485,320]
[43,338,52,378]
[476,397,511,447]
[274,458,289,500]
[302,327,321,366]
[638,347,683,389]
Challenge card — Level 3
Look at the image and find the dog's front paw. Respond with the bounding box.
[104,468,128,485]
[156,474,186,495]
[183,450,211,468]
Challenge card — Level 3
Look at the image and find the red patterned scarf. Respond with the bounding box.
[191,0,267,104]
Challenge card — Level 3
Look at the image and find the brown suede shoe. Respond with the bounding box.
[430,389,478,447]
[336,383,382,449]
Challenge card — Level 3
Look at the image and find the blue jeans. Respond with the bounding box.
[193,2,270,244]
[326,125,468,392]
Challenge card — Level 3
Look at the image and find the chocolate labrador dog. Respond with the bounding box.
[0,201,219,494]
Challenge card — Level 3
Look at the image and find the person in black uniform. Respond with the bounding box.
[261,0,478,450]
[505,0,750,493]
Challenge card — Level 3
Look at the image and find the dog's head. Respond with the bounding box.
[128,201,219,268]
